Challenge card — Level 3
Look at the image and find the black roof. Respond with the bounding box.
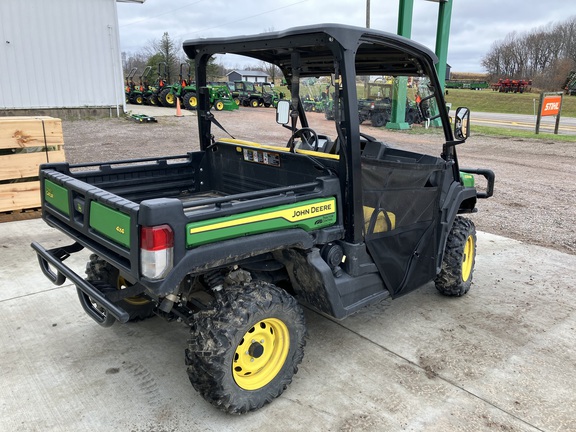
[183,24,438,77]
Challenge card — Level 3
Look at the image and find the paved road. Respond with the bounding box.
[1,218,575,431]
[466,111,576,135]
[131,104,576,136]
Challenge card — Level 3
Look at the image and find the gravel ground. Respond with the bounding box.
[62,108,576,255]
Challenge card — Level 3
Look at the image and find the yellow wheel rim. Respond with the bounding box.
[234,98,240,106]
[216,101,224,110]
[190,96,198,107]
[166,93,175,105]
[233,318,289,390]
[461,235,475,282]
[118,276,149,307]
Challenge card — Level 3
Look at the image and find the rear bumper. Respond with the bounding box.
[30,241,129,324]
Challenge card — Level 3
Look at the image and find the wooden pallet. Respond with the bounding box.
[0,116,65,214]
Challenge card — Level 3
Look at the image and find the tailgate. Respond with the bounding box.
[40,165,140,278]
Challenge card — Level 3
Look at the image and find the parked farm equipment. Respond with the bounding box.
[233,81,266,107]
[183,80,238,111]
[564,71,576,96]
[445,80,489,90]
[490,78,532,93]
[144,62,170,107]
[139,66,158,106]
[254,82,283,107]
[125,67,144,105]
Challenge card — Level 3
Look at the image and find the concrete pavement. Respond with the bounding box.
[1,218,575,431]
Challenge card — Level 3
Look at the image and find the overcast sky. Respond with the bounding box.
[117,0,574,73]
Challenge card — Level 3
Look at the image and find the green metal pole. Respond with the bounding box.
[434,0,453,94]
[386,0,413,130]
[428,0,453,128]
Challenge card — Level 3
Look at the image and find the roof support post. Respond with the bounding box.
[386,0,413,130]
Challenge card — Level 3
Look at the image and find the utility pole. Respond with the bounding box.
[366,0,370,28]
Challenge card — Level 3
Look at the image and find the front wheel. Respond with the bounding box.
[435,217,477,296]
[185,281,306,414]
[213,99,224,111]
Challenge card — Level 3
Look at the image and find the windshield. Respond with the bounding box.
[205,67,447,153]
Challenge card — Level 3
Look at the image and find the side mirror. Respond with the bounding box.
[454,107,470,140]
[276,100,290,125]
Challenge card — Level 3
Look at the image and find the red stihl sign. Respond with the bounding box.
[541,95,562,116]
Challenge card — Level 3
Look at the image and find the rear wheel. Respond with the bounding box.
[370,112,387,127]
[183,91,198,110]
[435,217,477,296]
[159,88,176,107]
[85,255,155,321]
[185,281,306,414]
[250,98,260,108]
[148,94,159,106]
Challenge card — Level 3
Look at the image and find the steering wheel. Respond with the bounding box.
[287,127,319,151]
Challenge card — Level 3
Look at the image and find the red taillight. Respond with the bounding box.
[140,225,174,279]
[141,225,174,251]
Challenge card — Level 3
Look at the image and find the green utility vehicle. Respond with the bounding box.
[32,24,494,415]
[233,80,265,107]
[254,82,284,107]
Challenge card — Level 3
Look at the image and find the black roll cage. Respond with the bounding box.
[183,24,456,244]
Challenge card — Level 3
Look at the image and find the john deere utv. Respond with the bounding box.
[32,24,494,415]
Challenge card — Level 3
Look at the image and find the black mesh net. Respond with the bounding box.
[361,156,446,296]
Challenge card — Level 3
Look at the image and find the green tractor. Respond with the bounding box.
[145,62,170,107]
[140,66,158,106]
[124,67,144,105]
[208,83,239,111]
[183,78,238,112]
[158,63,184,108]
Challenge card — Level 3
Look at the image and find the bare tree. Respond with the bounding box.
[482,15,576,90]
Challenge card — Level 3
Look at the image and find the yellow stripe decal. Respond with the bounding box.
[189,199,335,235]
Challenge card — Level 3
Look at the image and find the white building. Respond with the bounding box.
[0,0,144,118]
[227,70,270,83]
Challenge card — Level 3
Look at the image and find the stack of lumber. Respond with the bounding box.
[0,116,65,214]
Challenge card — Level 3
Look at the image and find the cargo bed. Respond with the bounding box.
[38,140,342,286]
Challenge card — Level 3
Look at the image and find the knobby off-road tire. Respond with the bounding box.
[435,216,477,296]
[213,99,224,111]
[370,112,387,127]
[183,91,197,110]
[85,254,155,322]
[159,88,176,107]
[186,281,306,414]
